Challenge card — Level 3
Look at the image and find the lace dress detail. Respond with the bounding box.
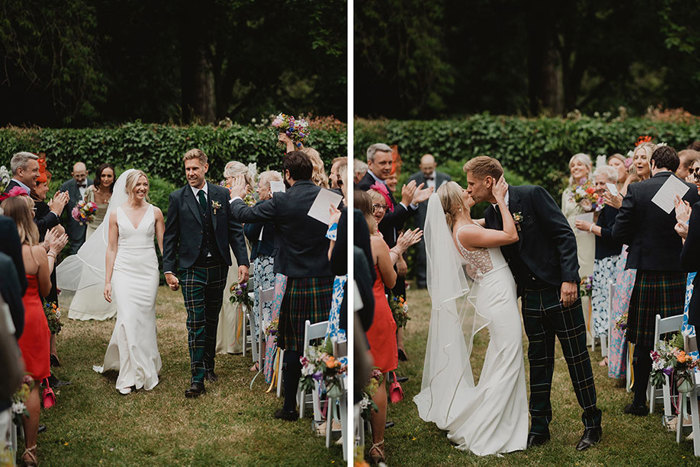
[455,224,494,280]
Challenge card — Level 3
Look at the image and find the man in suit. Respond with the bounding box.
[468,156,602,451]
[612,146,700,415]
[5,151,39,195]
[680,200,700,328]
[229,151,334,420]
[408,154,451,288]
[59,162,92,254]
[163,149,250,398]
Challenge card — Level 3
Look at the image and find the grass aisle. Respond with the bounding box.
[41,286,342,465]
[383,287,697,466]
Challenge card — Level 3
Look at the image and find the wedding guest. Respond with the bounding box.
[0,214,27,294]
[244,170,282,374]
[30,165,68,242]
[677,149,700,180]
[5,151,39,195]
[302,147,330,189]
[229,151,333,420]
[60,162,92,254]
[613,146,700,415]
[83,163,115,239]
[689,159,700,194]
[574,166,623,364]
[679,199,700,328]
[607,153,628,190]
[354,159,368,185]
[217,161,254,355]
[689,141,700,152]
[1,193,67,467]
[329,156,347,190]
[326,162,349,343]
[408,154,451,289]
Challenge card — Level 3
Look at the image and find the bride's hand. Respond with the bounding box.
[492,176,508,202]
[104,283,112,303]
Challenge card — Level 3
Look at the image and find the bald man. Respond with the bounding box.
[59,162,93,254]
[408,154,451,288]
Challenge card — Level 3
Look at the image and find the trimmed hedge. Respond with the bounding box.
[355,115,700,196]
[1,122,347,186]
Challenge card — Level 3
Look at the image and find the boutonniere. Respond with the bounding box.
[212,200,222,214]
[512,212,523,231]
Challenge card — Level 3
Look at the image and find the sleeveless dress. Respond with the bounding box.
[94,204,161,393]
[365,265,398,374]
[84,186,109,240]
[414,224,528,456]
[19,275,51,381]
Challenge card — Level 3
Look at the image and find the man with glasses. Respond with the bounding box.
[677,149,700,180]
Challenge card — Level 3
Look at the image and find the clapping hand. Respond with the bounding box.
[401,180,417,205]
[229,174,248,200]
[492,176,509,202]
[48,191,69,216]
[329,203,341,226]
[603,189,622,209]
[412,182,433,205]
[674,195,691,224]
[44,227,68,254]
[395,227,423,254]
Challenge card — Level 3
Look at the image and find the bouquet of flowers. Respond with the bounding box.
[616,311,628,333]
[299,339,347,398]
[265,318,279,337]
[11,381,30,425]
[0,165,10,193]
[359,369,382,420]
[229,281,254,309]
[271,113,309,147]
[43,301,62,334]
[650,332,699,392]
[244,192,257,207]
[388,294,410,328]
[71,200,98,225]
[579,276,593,297]
[568,178,603,213]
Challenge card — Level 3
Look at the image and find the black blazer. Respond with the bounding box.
[4,179,28,194]
[408,170,451,230]
[163,182,249,272]
[681,200,700,327]
[595,205,623,260]
[33,200,60,242]
[243,201,276,261]
[230,180,331,278]
[612,172,700,271]
[484,185,580,290]
[357,171,412,248]
[0,215,27,294]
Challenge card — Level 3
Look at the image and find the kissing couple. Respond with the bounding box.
[413,156,602,456]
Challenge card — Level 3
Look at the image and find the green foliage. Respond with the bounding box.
[356,114,700,196]
[0,122,346,187]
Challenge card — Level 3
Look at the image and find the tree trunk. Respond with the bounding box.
[526,3,563,116]
[180,3,216,123]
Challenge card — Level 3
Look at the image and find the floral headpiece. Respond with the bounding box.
[635,135,653,146]
[0,186,29,202]
[36,153,51,184]
[271,113,309,148]
[369,183,394,213]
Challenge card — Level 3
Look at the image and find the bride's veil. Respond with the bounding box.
[57,169,135,292]
[413,193,490,428]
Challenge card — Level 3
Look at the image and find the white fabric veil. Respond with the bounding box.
[413,193,490,428]
[57,169,135,291]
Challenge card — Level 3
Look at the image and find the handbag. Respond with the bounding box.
[42,378,56,409]
[388,372,404,403]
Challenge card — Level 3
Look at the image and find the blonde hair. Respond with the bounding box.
[463,156,504,180]
[258,170,282,188]
[125,170,150,200]
[302,147,329,188]
[224,161,254,187]
[568,153,592,186]
[437,181,467,231]
[183,148,208,165]
[354,190,376,234]
[1,196,39,245]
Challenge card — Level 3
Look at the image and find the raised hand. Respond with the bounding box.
[674,195,691,224]
[328,203,341,226]
[401,180,417,205]
[395,227,423,254]
[49,191,69,216]
[492,176,508,202]
[603,190,622,209]
[412,183,434,204]
[229,174,248,200]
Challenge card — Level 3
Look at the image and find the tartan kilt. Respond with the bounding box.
[627,271,686,347]
[278,276,334,353]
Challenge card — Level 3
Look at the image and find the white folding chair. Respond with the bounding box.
[649,314,684,415]
[276,348,284,398]
[675,335,700,451]
[241,292,256,358]
[298,320,328,419]
[250,286,275,389]
[326,336,348,460]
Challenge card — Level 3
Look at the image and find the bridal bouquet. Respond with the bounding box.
[229,281,254,309]
[271,113,309,147]
[43,301,62,334]
[71,200,98,225]
[0,165,10,193]
[568,178,603,213]
[388,294,410,328]
[299,339,347,398]
[650,332,699,392]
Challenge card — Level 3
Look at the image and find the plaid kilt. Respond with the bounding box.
[278,276,334,353]
[627,271,686,347]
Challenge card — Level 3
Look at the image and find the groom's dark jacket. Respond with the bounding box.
[229,180,331,278]
[484,185,580,293]
[163,181,249,272]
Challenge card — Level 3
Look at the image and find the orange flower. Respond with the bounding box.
[677,351,687,363]
[325,356,339,368]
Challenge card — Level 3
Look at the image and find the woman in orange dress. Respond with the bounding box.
[1,193,67,466]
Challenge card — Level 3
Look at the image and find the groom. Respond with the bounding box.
[465,156,602,451]
[163,149,249,398]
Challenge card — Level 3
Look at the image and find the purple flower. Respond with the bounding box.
[313,371,323,381]
[663,368,673,376]
[235,290,242,296]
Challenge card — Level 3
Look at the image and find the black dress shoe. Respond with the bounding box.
[398,349,408,361]
[527,432,550,448]
[624,403,648,416]
[38,424,47,434]
[204,370,218,383]
[385,421,395,429]
[185,382,205,398]
[576,427,601,451]
[273,408,299,421]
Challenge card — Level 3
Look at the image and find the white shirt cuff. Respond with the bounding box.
[229,196,242,204]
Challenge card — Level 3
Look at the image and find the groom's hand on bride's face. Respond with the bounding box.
[165,273,180,291]
[229,175,248,200]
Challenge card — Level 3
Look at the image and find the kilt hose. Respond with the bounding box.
[278,276,334,353]
[522,286,602,435]
[180,261,228,383]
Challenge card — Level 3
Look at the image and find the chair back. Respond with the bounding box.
[653,314,684,351]
[303,320,329,357]
[259,286,275,304]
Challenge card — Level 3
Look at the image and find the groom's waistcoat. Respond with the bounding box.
[197,198,223,264]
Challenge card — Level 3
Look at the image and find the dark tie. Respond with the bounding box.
[425,176,434,181]
[197,190,207,214]
[78,184,86,188]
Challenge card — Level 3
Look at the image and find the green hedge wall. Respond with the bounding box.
[355,115,700,196]
[1,122,347,186]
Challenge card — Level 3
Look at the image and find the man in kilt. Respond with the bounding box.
[229,151,334,420]
[613,146,700,415]
[467,156,603,451]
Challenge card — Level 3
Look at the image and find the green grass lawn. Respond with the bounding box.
[38,286,343,466]
[380,285,699,466]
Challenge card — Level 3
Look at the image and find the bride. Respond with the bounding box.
[414,177,528,456]
[90,169,163,394]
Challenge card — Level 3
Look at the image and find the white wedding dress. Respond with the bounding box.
[93,203,161,393]
[414,195,528,456]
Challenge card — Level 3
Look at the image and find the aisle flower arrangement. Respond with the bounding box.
[299,339,347,398]
[388,294,410,328]
[650,332,699,392]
